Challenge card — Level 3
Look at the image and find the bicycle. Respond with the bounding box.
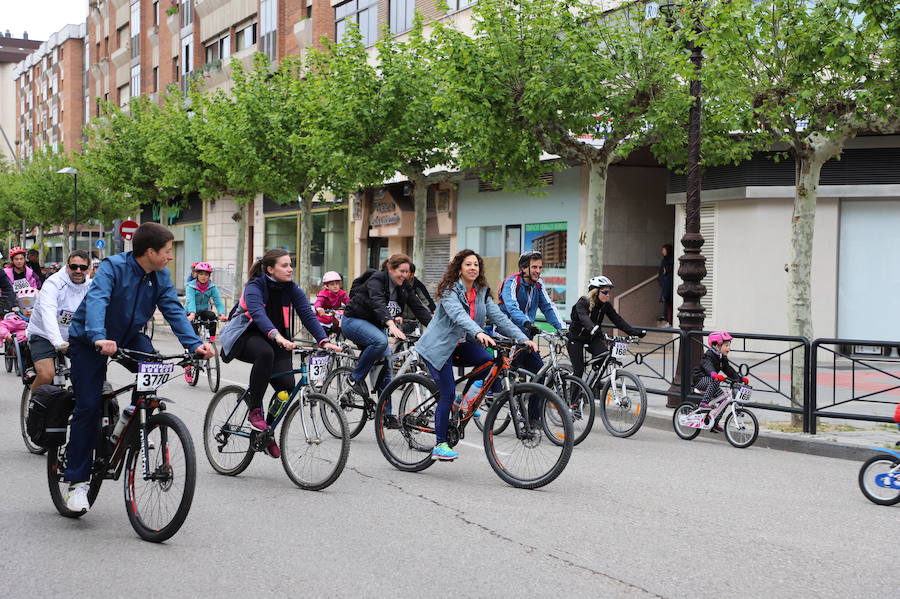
[319,334,424,438]
[858,446,900,506]
[575,334,647,438]
[47,348,198,543]
[522,331,595,446]
[21,350,70,455]
[672,381,760,448]
[203,340,350,490]
[141,316,155,340]
[375,336,574,489]
[183,318,221,392]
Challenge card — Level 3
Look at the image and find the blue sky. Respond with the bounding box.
[3,0,89,42]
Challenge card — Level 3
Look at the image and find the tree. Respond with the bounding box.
[437,0,689,280]
[703,0,900,405]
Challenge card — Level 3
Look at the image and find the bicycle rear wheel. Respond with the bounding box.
[858,454,900,505]
[280,393,350,490]
[541,369,595,446]
[672,402,702,440]
[483,382,573,489]
[20,386,47,455]
[375,374,437,472]
[203,385,254,475]
[320,366,369,438]
[47,443,103,518]
[598,370,647,438]
[4,339,13,372]
[206,349,221,392]
[124,412,196,543]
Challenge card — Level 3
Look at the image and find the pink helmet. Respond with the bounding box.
[8,247,25,258]
[322,271,342,284]
[194,262,213,273]
[708,331,733,346]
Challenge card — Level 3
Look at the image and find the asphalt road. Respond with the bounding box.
[0,332,897,598]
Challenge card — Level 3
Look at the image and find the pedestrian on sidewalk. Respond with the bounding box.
[658,243,674,325]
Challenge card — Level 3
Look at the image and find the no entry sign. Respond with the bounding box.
[119,220,139,240]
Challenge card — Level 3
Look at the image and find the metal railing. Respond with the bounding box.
[599,323,684,402]
[612,274,659,314]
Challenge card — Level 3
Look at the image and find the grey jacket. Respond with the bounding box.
[416,280,528,369]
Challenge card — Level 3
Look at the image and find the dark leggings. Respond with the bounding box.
[192,309,218,336]
[424,341,494,444]
[695,376,723,405]
[233,331,295,410]
[565,336,608,378]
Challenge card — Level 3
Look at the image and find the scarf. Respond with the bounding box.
[195,280,210,293]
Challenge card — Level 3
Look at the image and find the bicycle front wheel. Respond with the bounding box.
[375,374,437,472]
[203,385,254,476]
[20,386,47,455]
[484,382,573,489]
[47,443,103,518]
[858,454,900,505]
[206,349,221,392]
[723,408,759,448]
[542,369,595,446]
[320,366,369,438]
[124,412,196,543]
[280,393,350,491]
[598,370,647,438]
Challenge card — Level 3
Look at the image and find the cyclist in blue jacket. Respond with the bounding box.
[63,223,214,514]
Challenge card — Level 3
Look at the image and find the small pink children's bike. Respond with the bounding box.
[672,381,760,448]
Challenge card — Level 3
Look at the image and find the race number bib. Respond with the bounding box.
[309,354,329,386]
[136,362,175,391]
[387,301,402,318]
[611,341,628,361]
[735,385,753,403]
[57,310,74,326]
[12,278,30,292]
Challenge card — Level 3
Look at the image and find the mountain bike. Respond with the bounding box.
[575,334,647,438]
[183,318,221,392]
[48,348,198,543]
[319,334,424,438]
[672,381,760,448]
[858,446,900,506]
[203,341,350,490]
[375,336,574,489]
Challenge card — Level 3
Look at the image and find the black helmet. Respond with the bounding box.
[518,249,542,270]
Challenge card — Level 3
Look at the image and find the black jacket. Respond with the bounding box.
[0,271,13,314]
[692,348,741,384]
[567,296,636,343]
[344,270,432,328]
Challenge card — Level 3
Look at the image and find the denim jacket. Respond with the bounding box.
[415,281,527,369]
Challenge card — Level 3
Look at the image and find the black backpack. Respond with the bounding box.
[26,384,75,448]
[348,269,378,298]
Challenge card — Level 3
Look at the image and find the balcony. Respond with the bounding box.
[110,42,130,69]
[294,18,313,51]
[194,0,231,18]
[195,59,228,90]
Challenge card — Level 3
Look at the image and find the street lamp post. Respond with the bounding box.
[660,1,707,407]
[57,167,78,251]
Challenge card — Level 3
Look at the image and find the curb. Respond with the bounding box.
[642,408,888,461]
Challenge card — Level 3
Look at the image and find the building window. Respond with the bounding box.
[205,33,231,62]
[448,0,476,11]
[131,64,141,97]
[390,0,414,34]
[152,66,159,92]
[260,0,278,61]
[181,0,193,28]
[118,83,130,106]
[236,22,257,50]
[131,0,141,59]
[182,35,193,80]
[335,0,378,47]
[153,1,159,27]
[265,214,299,268]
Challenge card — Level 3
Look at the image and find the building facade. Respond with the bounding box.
[1,33,42,164]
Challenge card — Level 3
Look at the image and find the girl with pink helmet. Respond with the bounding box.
[314,271,350,329]
[691,331,749,410]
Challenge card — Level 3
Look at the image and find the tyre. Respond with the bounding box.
[541,369,595,446]
[320,366,369,438]
[723,408,759,448]
[206,348,221,393]
[598,370,647,438]
[483,382,573,489]
[20,386,46,455]
[203,385,255,476]
[4,339,13,372]
[672,402,702,440]
[124,412,196,542]
[47,444,103,518]
[375,374,437,472]
[280,392,350,490]
[858,454,900,506]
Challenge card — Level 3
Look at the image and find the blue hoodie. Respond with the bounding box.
[69,252,201,351]
[498,272,564,333]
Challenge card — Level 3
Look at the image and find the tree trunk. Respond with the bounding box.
[411,174,428,272]
[584,160,611,279]
[299,193,314,296]
[233,202,247,300]
[159,200,169,226]
[37,226,44,259]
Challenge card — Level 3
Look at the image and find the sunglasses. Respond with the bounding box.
[68,264,90,271]
[598,289,610,295]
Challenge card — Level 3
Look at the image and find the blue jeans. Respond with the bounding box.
[341,315,392,394]
[512,348,544,420]
[64,334,155,483]
[424,341,495,444]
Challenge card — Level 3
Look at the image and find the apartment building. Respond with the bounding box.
[1,34,42,164]
[12,26,85,159]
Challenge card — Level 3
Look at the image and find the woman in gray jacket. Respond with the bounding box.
[415,249,537,461]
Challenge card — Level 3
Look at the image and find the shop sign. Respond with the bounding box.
[370,199,401,227]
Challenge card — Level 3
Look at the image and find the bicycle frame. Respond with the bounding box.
[681,383,751,430]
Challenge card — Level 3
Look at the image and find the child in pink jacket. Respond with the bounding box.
[314,271,350,327]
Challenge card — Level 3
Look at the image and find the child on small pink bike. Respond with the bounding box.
[691,331,748,408]
[314,271,350,331]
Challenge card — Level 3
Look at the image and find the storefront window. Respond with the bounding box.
[265,214,298,265]
[311,209,348,286]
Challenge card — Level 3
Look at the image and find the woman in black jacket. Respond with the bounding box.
[341,254,432,397]
[658,244,674,325]
[566,276,644,378]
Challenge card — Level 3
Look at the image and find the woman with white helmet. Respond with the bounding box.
[566,276,645,378]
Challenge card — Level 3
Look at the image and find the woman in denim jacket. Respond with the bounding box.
[415,249,536,461]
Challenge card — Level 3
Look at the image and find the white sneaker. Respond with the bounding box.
[65,482,90,513]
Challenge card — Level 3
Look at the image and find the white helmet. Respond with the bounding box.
[588,276,614,290]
